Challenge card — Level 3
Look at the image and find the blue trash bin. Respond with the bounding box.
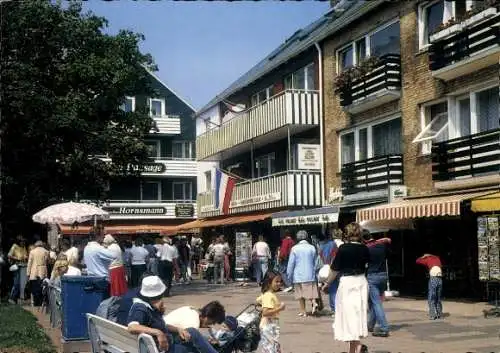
[61,275,109,341]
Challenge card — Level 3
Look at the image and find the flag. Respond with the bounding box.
[214,168,236,215]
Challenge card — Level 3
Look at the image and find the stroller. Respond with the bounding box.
[215,304,262,353]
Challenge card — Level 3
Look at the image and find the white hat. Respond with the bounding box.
[103,234,115,244]
[140,276,166,299]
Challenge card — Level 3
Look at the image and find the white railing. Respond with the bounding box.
[196,90,320,160]
[197,170,322,217]
[150,115,181,135]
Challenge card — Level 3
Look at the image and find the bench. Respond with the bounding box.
[87,314,159,353]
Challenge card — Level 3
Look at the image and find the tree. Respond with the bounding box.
[0,1,157,244]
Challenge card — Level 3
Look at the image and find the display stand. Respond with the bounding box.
[234,232,252,282]
[483,281,500,318]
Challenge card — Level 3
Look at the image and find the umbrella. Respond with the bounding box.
[32,201,110,224]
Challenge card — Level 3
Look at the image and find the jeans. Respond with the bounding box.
[279,260,290,287]
[367,272,389,332]
[328,276,340,312]
[9,269,20,302]
[213,261,224,284]
[176,327,218,353]
[148,258,159,276]
[254,257,268,284]
[428,276,443,319]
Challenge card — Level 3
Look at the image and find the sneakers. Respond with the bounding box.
[372,329,389,338]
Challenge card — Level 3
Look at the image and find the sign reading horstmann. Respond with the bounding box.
[103,206,167,215]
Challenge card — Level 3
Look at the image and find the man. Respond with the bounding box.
[363,230,391,337]
[190,234,203,275]
[163,300,226,330]
[177,238,190,283]
[157,237,178,296]
[319,230,343,316]
[287,230,320,316]
[83,234,116,278]
[210,236,229,285]
[416,253,443,320]
[278,230,294,290]
[251,235,271,285]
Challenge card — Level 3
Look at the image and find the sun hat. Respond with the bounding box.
[140,275,166,299]
[296,230,308,241]
[224,315,238,331]
[103,234,116,244]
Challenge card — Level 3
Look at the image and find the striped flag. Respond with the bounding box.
[214,168,236,215]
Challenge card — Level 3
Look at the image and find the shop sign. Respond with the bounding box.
[175,203,194,218]
[297,144,321,170]
[127,163,166,174]
[230,192,281,208]
[103,206,167,215]
[389,185,408,202]
[272,212,339,227]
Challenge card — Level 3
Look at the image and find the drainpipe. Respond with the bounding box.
[314,42,326,207]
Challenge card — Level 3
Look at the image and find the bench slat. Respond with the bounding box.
[87,314,140,353]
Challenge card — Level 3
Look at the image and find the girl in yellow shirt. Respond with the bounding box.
[256,270,285,353]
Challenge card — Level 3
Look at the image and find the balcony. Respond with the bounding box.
[196,90,320,161]
[429,9,500,81]
[197,170,322,217]
[150,115,181,135]
[338,54,401,114]
[99,157,197,177]
[432,129,500,189]
[341,155,404,196]
[102,200,197,219]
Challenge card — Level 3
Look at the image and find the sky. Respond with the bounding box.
[82,1,330,110]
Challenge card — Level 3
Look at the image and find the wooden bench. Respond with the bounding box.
[86,314,159,353]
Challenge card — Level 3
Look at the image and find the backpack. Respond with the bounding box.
[96,296,122,323]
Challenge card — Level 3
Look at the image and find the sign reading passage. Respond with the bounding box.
[297,144,321,170]
[103,206,167,215]
[127,163,166,174]
[175,204,194,218]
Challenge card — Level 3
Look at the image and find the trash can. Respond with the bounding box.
[61,275,109,340]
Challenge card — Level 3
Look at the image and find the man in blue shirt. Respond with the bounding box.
[83,234,116,278]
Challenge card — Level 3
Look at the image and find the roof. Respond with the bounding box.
[196,0,385,116]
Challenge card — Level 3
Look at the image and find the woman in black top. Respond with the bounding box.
[325,222,369,353]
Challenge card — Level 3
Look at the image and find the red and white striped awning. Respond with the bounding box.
[356,190,494,223]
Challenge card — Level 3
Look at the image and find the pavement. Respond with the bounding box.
[29,280,500,353]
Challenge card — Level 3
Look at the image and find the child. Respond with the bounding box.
[256,270,285,353]
[207,315,238,346]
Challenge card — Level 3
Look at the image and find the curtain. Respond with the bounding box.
[372,119,402,157]
[478,87,500,133]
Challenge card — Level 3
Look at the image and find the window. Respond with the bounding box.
[284,63,315,90]
[337,20,400,72]
[255,153,276,177]
[418,0,470,49]
[339,117,402,167]
[141,181,161,201]
[414,102,449,153]
[251,86,273,107]
[173,182,192,200]
[172,141,193,159]
[204,171,212,192]
[145,140,160,158]
[149,98,165,117]
[477,87,500,133]
[122,97,135,112]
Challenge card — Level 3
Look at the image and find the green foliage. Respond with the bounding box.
[1,1,157,238]
[0,304,56,353]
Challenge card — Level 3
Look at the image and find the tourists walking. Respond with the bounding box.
[277,230,294,290]
[252,235,271,285]
[416,253,443,320]
[157,237,178,296]
[287,230,319,316]
[26,240,49,307]
[83,234,115,278]
[8,235,28,304]
[103,234,128,296]
[177,237,191,283]
[319,230,342,315]
[130,238,150,288]
[210,236,229,284]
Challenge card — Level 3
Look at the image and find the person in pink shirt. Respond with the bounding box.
[416,253,443,320]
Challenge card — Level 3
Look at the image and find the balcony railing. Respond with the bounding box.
[341,154,404,195]
[429,10,500,80]
[196,90,319,160]
[197,170,322,217]
[150,115,181,135]
[103,200,197,219]
[339,54,401,112]
[432,129,500,181]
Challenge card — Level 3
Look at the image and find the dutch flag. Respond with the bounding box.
[214,168,236,215]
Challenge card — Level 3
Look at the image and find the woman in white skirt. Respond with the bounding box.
[323,223,370,353]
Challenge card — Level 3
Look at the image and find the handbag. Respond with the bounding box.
[9,264,19,272]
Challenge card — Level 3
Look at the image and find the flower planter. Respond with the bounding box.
[464,7,498,28]
[430,23,462,43]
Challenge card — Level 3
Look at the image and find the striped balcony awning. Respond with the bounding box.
[356,190,497,223]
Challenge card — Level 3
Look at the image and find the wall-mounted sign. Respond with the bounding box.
[327,187,343,204]
[103,206,167,215]
[175,204,194,218]
[230,192,281,208]
[297,144,321,170]
[127,163,166,174]
[272,212,339,227]
[389,185,407,203]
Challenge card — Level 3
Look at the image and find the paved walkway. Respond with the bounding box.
[30,281,500,353]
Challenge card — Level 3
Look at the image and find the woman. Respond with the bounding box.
[324,222,369,353]
[223,239,232,282]
[8,236,28,304]
[103,234,127,296]
[50,259,69,288]
[26,241,49,307]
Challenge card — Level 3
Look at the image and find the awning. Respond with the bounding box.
[176,211,273,231]
[59,224,178,236]
[356,190,495,222]
[271,206,340,227]
[471,191,500,212]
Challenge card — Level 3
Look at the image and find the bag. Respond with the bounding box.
[96,296,122,323]
[318,264,332,282]
[9,264,18,272]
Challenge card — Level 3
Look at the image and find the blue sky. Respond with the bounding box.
[82,1,330,110]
